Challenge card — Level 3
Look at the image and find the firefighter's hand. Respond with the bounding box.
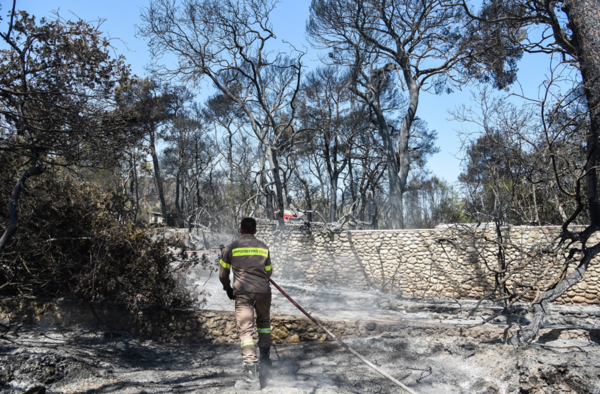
[226,289,235,300]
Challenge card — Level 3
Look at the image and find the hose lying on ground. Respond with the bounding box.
[269,278,420,394]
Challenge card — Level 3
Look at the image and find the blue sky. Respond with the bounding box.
[3,0,559,184]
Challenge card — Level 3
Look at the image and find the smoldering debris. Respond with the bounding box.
[192,265,600,330]
[2,324,600,393]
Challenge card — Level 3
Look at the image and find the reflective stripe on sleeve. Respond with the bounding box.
[257,327,271,334]
[220,259,231,269]
[232,247,269,257]
[240,339,255,348]
[265,264,272,271]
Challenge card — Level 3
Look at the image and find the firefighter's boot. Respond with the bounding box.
[259,347,272,374]
[234,364,261,391]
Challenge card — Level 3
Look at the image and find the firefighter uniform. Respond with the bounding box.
[219,234,272,365]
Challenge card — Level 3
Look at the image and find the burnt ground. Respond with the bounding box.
[2,266,600,393]
[193,267,600,328]
[1,322,600,394]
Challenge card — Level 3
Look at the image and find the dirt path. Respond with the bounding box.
[2,324,599,394]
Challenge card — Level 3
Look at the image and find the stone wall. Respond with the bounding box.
[0,297,347,345]
[2,297,599,345]
[257,223,600,305]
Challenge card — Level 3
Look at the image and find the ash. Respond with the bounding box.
[2,324,600,393]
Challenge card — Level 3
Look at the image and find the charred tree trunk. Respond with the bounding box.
[266,146,286,230]
[348,154,358,217]
[0,164,44,257]
[130,157,140,224]
[508,246,597,346]
[175,170,181,215]
[395,71,420,229]
[373,98,404,229]
[149,129,170,226]
[294,165,313,222]
[370,190,378,230]
[329,173,339,222]
[509,0,600,346]
[227,129,234,187]
[569,0,600,224]
[351,63,411,230]
[258,143,275,221]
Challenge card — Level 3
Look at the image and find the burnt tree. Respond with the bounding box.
[0,5,137,257]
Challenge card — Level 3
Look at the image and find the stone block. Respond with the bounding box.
[274,328,289,339]
[287,334,300,343]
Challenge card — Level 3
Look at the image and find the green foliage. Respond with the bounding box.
[403,177,468,228]
[0,168,196,309]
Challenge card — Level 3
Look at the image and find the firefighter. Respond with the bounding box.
[219,217,272,391]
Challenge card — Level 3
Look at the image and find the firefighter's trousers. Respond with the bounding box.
[235,292,272,365]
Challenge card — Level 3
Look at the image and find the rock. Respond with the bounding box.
[287,334,300,343]
[471,379,499,394]
[364,322,377,331]
[274,328,289,339]
[530,231,539,238]
[205,320,218,328]
[572,296,587,303]
[23,386,46,394]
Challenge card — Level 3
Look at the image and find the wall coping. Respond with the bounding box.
[257,222,588,232]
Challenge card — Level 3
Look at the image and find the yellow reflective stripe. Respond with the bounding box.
[220,259,231,269]
[257,327,271,334]
[265,264,272,271]
[232,247,268,257]
[240,339,255,348]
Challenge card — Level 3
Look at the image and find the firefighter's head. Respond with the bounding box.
[240,217,257,235]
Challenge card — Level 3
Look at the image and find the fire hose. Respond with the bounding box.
[174,249,418,393]
[269,278,419,394]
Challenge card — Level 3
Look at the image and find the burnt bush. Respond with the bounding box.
[0,169,197,309]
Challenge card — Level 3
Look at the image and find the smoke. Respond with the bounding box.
[190,256,411,323]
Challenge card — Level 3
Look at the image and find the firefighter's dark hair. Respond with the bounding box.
[240,217,257,234]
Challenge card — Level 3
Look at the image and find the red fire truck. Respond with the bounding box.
[277,210,303,222]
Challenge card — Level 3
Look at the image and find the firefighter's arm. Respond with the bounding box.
[265,251,273,278]
[219,246,233,291]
